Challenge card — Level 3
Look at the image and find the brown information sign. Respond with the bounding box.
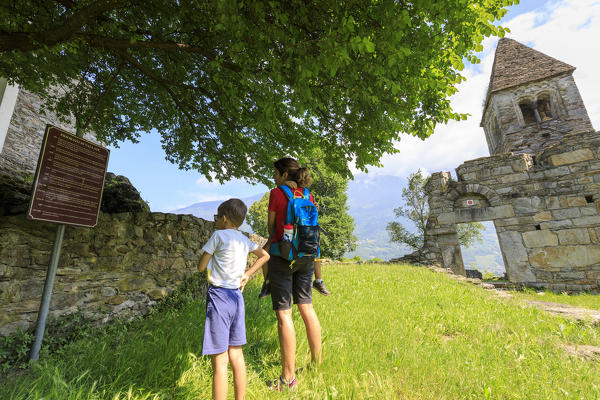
[27,125,110,227]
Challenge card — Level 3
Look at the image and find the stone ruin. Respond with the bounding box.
[400,38,600,291]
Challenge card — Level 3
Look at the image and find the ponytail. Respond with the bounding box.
[296,167,312,188]
[274,157,312,187]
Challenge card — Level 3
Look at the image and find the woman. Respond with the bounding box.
[266,157,322,391]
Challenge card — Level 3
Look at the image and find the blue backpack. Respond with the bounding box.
[270,185,320,261]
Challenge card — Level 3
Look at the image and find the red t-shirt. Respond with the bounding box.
[268,187,315,243]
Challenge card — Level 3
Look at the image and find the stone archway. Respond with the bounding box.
[402,172,532,282]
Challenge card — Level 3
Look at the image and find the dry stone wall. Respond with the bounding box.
[0,212,265,336]
[401,130,600,291]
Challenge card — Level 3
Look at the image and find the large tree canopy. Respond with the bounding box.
[1,0,515,183]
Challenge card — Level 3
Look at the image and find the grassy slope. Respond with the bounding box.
[2,264,600,399]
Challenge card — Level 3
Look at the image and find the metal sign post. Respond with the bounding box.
[29,224,65,361]
[27,125,109,361]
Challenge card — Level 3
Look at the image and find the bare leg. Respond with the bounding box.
[275,308,296,381]
[211,352,229,400]
[314,260,322,281]
[228,346,246,400]
[297,303,322,363]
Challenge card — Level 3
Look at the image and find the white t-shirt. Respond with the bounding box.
[202,229,259,289]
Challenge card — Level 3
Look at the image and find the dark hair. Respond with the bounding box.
[274,157,312,187]
[217,198,247,227]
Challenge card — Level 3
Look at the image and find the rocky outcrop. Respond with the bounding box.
[0,171,150,217]
[0,173,32,216]
[101,173,150,213]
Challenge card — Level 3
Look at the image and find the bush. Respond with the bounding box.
[0,313,97,373]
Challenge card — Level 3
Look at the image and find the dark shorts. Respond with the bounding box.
[202,285,246,355]
[270,255,314,311]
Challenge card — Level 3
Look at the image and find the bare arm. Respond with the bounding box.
[197,251,212,273]
[283,180,297,189]
[240,248,270,291]
[267,210,276,238]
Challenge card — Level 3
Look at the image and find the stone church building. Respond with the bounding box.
[401,38,600,292]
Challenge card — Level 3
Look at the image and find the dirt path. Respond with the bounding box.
[520,299,600,325]
[428,265,600,324]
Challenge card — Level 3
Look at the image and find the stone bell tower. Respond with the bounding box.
[481,38,593,155]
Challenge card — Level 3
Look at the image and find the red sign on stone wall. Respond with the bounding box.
[27,125,110,227]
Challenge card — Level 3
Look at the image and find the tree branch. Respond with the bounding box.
[0,0,127,52]
[78,34,244,73]
[115,49,237,147]
[115,49,200,132]
[79,63,123,132]
[54,0,76,9]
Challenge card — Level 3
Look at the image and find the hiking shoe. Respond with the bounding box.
[268,376,297,392]
[258,280,271,298]
[312,280,331,296]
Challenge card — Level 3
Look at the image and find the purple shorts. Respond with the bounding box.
[202,285,246,355]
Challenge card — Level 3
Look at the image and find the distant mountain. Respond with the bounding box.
[344,174,411,260]
[461,223,505,276]
[170,174,505,274]
[171,193,264,231]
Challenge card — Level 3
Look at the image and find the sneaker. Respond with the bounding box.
[258,280,271,298]
[268,376,297,392]
[312,280,331,296]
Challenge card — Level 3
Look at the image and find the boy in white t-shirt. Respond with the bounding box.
[197,198,270,400]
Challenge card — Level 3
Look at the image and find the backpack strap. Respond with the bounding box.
[303,187,309,199]
[279,185,296,225]
[279,185,294,201]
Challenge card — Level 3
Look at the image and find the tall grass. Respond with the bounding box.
[2,263,600,399]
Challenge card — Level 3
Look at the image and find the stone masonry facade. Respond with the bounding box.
[0,211,265,336]
[482,74,593,156]
[0,87,98,178]
[399,39,600,291]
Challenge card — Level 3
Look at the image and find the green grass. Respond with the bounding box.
[2,263,600,399]
[508,288,600,310]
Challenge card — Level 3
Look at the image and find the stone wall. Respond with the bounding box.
[0,87,98,177]
[0,212,265,336]
[398,129,600,291]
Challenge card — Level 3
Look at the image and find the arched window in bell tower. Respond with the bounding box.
[519,101,537,124]
[536,94,555,121]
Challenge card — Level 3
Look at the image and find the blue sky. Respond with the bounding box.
[107,0,600,212]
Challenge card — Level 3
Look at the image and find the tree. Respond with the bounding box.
[1,0,515,183]
[246,192,269,238]
[247,157,356,259]
[308,157,357,259]
[386,170,485,250]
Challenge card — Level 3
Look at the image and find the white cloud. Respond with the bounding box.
[368,0,600,179]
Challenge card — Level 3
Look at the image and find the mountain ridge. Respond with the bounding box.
[170,173,505,274]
